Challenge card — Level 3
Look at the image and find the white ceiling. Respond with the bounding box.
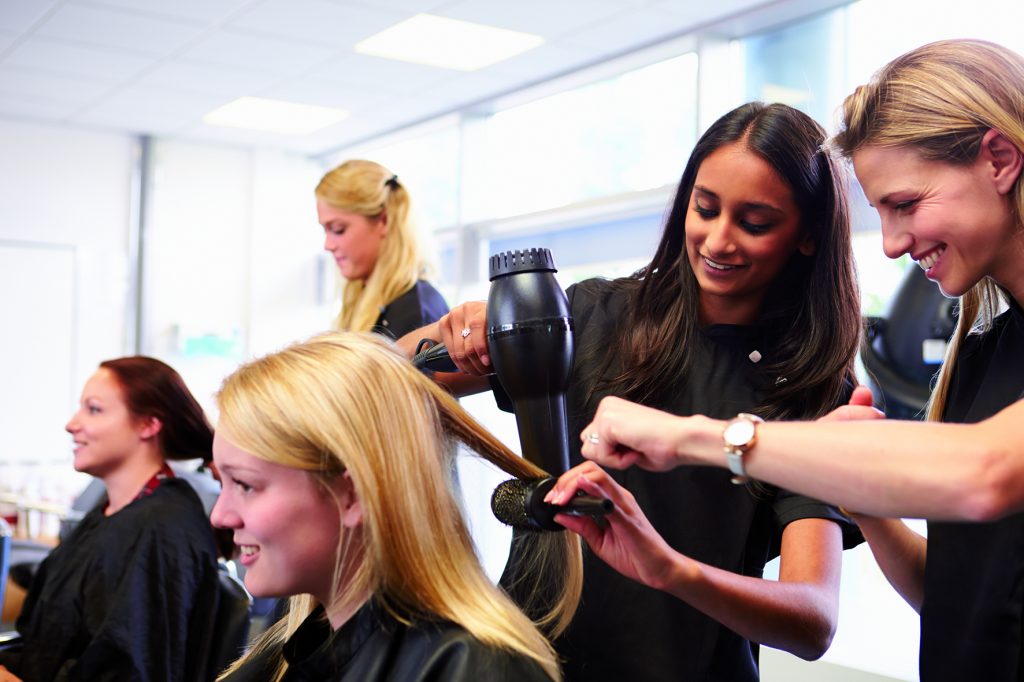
[0,0,784,157]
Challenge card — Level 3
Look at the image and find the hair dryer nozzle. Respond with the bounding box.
[411,340,457,373]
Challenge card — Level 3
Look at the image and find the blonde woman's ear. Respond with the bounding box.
[981,129,1023,195]
[338,471,364,528]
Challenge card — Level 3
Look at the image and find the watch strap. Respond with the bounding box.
[723,413,763,485]
[726,448,748,483]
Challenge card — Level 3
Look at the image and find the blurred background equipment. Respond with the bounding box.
[861,267,958,419]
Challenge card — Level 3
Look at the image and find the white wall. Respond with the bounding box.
[0,119,134,503]
[140,140,327,419]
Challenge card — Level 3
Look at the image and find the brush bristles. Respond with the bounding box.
[490,478,535,530]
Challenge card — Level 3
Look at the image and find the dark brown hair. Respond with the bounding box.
[100,356,214,462]
[591,102,860,420]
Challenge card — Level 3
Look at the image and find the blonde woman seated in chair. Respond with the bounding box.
[211,332,581,681]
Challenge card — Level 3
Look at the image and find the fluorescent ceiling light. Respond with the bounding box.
[203,97,348,134]
[355,14,544,71]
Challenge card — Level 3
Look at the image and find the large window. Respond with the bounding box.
[741,9,848,126]
[463,54,698,222]
[326,119,462,232]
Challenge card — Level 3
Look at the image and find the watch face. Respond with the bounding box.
[725,419,755,446]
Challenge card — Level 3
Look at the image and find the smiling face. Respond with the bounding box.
[317,199,388,281]
[66,368,150,478]
[210,429,357,604]
[853,143,1023,299]
[684,141,812,325]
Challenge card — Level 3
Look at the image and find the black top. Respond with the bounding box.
[503,279,860,682]
[372,280,449,340]
[921,298,1024,682]
[0,478,222,682]
[220,601,551,682]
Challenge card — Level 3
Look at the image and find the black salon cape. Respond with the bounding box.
[921,297,1024,681]
[372,280,449,340]
[500,279,861,682]
[220,601,550,681]
[0,478,222,682]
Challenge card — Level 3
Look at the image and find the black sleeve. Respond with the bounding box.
[376,281,450,340]
[772,490,863,551]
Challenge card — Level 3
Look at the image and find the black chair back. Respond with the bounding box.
[207,565,252,678]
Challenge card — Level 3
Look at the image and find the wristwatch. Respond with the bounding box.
[722,413,764,485]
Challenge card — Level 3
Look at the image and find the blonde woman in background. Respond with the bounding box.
[571,39,1024,682]
[316,160,448,338]
[211,332,581,681]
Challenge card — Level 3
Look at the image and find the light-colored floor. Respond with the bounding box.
[761,647,911,682]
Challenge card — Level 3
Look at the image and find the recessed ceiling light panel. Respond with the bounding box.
[355,14,544,71]
[203,97,348,135]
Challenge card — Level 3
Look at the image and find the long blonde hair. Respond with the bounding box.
[830,39,1024,421]
[316,159,428,332]
[215,332,581,681]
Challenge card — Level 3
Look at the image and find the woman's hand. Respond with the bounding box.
[579,396,696,472]
[545,461,683,591]
[547,463,845,660]
[820,385,884,422]
[437,301,490,375]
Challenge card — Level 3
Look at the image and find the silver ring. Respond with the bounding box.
[587,432,600,445]
[461,327,471,339]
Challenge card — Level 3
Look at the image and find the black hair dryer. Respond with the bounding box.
[486,248,574,475]
[412,248,574,475]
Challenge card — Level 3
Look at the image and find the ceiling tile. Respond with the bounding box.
[650,0,766,25]
[78,0,258,25]
[180,28,339,76]
[0,65,112,104]
[305,114,398,151]
[560,7,689,52]
[136,60,279,98]
[418,71,520,109]
[5,37,152,82]
[172,121,313,152]
[302,52,452,94]
[485,42,601,79]
[364,92,454,128]
[0,29,19,51]
[322,0,451,13]
[0,97,82,121]
[260,79,393,113]
[35,3,205,56]
[228,0,405,47]
[72,86,227,134]
[0,0,59,33]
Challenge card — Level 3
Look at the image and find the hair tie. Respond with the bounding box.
[385,174,399,189]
